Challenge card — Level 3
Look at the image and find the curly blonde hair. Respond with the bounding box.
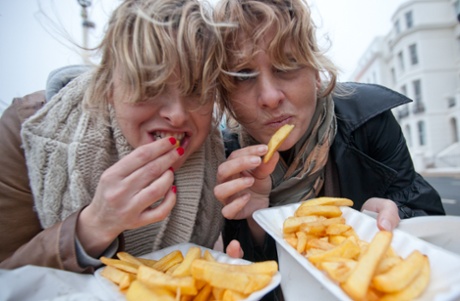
[213,0,338,120]
[84,0,219,113]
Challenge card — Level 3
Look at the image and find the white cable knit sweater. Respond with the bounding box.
[21,72,225,256]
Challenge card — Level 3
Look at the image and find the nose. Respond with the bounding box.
[160,96,188,126]
[257,72,284,109]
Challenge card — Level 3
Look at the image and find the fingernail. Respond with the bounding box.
[250,156,261,164]
[258,145,268,152]
[176,147,184,156]
[169,137,177,145]
[381,219,392,231]
[171,185,177,194]
[169,167,174,172]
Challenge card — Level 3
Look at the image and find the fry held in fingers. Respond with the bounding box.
[263,124,295,163]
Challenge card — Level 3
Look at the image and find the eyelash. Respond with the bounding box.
[233,67,296,82]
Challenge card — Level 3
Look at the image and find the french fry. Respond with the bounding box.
[116,251,146,267]
[171,246,202,277]
[202,250,216,262]
[222,289,248,301]
[379,255,430,301]
[306,238,335,251]
[137,265,197,296]
[308,237,361,265]
[295,205,343,218]
[191,258,278,276]
[372,250,426,293]
[100,257,138,274]
[283,215,324,234]
[326,223,351,236]
[263,124,295,163]
[298,221,327,236]
[375,255,403,275]
[136,257,158,267]
[212,286,226,300]
[193,283,213,301]
[152,250,184,273]
[328,235,347,246]
[126,280,175,301]
[191,259,274,295]
[295,231,308,253]
[320,260,357,283]
[299,197,354,207]
[100,265,136,290]
[341,231,392,301]
[284,234,298,248]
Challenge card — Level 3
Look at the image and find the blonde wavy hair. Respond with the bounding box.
[84,0,219,113]
[213,0,339,120]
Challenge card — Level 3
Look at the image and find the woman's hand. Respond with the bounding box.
[76,137,183,257]
[361,197,400,231]
[214,145,277,220]
[214,145,278,247]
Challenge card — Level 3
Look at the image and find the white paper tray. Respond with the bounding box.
[95,242,281,301]
[253,203,460,301]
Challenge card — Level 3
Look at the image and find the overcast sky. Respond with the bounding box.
[0,0,406,109]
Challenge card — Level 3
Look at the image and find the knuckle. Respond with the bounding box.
[134,146,151,162]
[144,161,162,178]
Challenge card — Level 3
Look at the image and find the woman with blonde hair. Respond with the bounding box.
[0,0,225,272]
[212,0,445,288]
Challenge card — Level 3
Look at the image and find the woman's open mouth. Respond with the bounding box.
[152,131,186,147]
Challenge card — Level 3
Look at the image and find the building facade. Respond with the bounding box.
[350,0,460,171]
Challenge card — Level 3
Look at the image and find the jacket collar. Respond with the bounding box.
[333,82,411,133]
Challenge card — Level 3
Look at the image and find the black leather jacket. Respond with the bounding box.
[330,82,444,217]
[221,82,445,263]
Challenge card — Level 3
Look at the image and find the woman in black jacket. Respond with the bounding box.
[212,0,445,265]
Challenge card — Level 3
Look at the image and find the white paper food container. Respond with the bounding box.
[253,203,460,301]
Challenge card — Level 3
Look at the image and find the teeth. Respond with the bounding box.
[153,131,185,143]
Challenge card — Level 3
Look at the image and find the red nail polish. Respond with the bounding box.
[169,137,177,145]
[169,167,174,172]
[176,147,184,156]
[171,185,177,194]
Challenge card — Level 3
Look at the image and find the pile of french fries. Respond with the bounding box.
[283,197,430,301]
[99,246,278,301]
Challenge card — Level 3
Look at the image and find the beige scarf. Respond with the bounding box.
[21,72,225,256]
[238,95,336,206]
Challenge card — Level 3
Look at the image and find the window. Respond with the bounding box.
[405,11,413,29]
[450,117,459,143]
[404,125,412,147]
[413,79,422,104]
[412,79,425,114]
[409,44,418,65]
[401,85,407,96]
[394,19,401,34]
[448,97,456,108]
[398,51,405,71]
[417,121,426,146]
